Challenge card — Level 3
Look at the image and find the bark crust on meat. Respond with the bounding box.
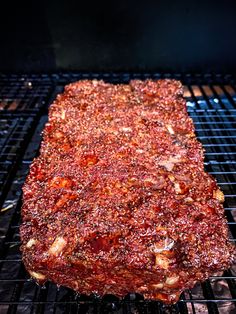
[20,79,236,304]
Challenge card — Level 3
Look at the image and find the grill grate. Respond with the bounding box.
[0,74,235,314]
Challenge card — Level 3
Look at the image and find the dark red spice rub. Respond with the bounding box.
[20,79,236,303]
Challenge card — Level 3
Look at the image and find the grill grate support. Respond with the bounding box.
[0,73,235,314]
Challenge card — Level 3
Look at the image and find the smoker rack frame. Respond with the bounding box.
[0,73,235,314]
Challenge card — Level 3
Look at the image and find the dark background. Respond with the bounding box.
[0,1,236,73]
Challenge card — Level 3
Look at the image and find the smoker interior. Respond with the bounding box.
[0,73,235,314]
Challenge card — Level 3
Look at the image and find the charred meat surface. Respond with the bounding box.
[20,79,236,303]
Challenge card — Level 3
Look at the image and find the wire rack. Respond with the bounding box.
[0,73,235,314]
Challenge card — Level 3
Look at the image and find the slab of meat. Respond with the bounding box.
[20,79,236,303]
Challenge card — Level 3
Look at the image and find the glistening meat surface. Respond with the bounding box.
[20,79,236,303]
